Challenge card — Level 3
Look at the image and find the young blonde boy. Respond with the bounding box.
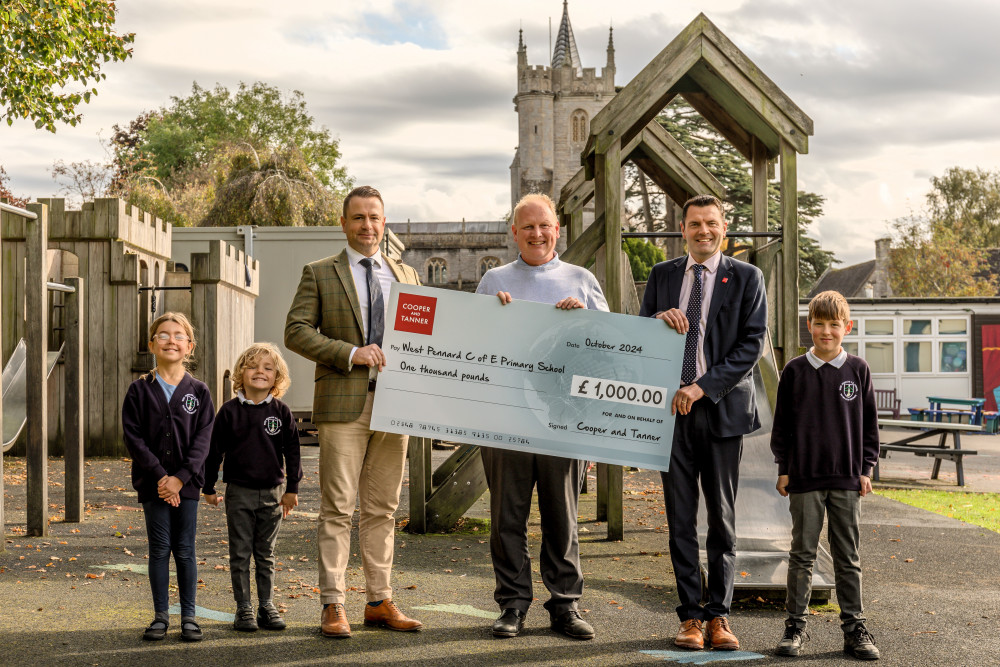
[770,291,881,660]
[204,343,302,632]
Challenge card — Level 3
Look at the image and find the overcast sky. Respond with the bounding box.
[5,0,1000,266]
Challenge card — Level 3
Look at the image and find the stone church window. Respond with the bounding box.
[571,110,588,143]
[479,256,501,278]
[427,258,448,284]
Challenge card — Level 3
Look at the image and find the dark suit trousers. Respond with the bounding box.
[481,448,583,616]
[662,400,743,621]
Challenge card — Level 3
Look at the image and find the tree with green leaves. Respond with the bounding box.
[888,213,998,297]
[622,99,836,295]
[623,237,666,282]
[109,82,351,226]
[203,147,338,227]
[887,166,1000,297]
[926,166,1000,247]
[0,0,133,131]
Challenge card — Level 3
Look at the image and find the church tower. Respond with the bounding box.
[510,2,616,217]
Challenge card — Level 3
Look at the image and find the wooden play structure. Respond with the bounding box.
[406,13,814,564]
[1,198,258,537]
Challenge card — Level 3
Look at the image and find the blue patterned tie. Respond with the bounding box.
[359,258,384,347]
[680,264,704,385]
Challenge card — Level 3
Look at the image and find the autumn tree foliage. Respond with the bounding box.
[888,214,998,297]
[0,0,134,131]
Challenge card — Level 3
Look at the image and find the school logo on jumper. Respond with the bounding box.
[839,380,859,402]
[181,393,199,414]
[264,416,282,436]
[395,292,437,335]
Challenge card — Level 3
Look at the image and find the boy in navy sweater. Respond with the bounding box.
[204,343,302,632]
[770,291,881,660]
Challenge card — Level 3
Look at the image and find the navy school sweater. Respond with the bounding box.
[122,371,215,503]
[202,396,302,496]
[769,351,880,493]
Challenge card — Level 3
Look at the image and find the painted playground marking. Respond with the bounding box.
[639,649,764,664]
[412,603,497,619]
[168,604,236,622]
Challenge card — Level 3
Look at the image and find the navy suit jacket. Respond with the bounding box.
[639,254,767,438]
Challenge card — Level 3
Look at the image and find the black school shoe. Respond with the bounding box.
[550,610,595,640]
[180,619,204,642]
[234,606,258,632]
[142,618,168,641]
[843,624,880,660]
[492,608,526,637]
[776,624,809,656]
[257,602,286,630]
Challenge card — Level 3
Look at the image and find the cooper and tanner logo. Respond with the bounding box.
[839,380,859,401]
[181,393,199,414]
[264,416,282,435]
[395,293,437,335]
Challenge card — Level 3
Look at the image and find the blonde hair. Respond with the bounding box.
[808,290,851,323]
[231,342,291,399]
[148,312,197,366]
[512,193,558,227]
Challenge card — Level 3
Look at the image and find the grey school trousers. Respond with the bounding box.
[481,448,584,616]
[225,482,283,606]
[786,489,866,631]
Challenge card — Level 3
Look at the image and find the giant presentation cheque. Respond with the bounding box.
[371,284,684,471]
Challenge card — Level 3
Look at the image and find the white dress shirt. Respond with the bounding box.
[345,245,396,366]
[677,251,722,382]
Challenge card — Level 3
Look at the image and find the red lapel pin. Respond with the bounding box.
[722,277,728,284]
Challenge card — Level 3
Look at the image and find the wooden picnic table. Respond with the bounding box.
[875,418,980,486]
[926,396,986,425]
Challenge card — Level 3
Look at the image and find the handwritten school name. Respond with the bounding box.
[399,341,564,374]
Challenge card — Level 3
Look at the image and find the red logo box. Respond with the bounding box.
[395,293,437,335]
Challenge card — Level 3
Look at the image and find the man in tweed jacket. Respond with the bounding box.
[285,185,422,638]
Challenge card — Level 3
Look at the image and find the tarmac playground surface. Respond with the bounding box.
[2,433,999,666]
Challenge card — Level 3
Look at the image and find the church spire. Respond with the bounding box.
[606,25,615,74]
[550,0,583,76]
[518,27,527,69]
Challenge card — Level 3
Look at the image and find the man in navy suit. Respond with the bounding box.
[639,194,767,652]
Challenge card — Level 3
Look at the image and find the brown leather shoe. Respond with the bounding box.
[674,618,704,649]
[321,603,351,638]
[707,616,739,650]
[363,600,423,632]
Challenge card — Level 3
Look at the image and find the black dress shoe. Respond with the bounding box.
[492,608,527,637]
[550,610,595,640]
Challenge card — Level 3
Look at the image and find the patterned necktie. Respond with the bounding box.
[680,264,705,385]
[359,258,384,347]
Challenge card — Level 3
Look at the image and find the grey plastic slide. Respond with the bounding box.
[697,336,835,592]
[3,339,65,452]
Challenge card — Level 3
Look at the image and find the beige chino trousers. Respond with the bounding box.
[316,391,408,604]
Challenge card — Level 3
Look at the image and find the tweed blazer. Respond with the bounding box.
[284,248,421,423]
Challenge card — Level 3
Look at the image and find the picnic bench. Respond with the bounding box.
[924,396,986,426]
[875,418,980,486]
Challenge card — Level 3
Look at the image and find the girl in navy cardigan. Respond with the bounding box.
[122,312,214,642]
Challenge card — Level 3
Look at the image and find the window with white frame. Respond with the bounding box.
[853,315,970,375]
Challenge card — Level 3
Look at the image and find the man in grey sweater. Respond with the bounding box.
[476,193,608,641]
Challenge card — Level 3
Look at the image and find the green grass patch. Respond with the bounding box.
[875,489,1000,533]
[445,517,490,534]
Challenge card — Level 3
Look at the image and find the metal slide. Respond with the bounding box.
[698,335,835,594]
[2,339,64,452]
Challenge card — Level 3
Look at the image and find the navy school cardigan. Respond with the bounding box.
[122,371,215,503]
